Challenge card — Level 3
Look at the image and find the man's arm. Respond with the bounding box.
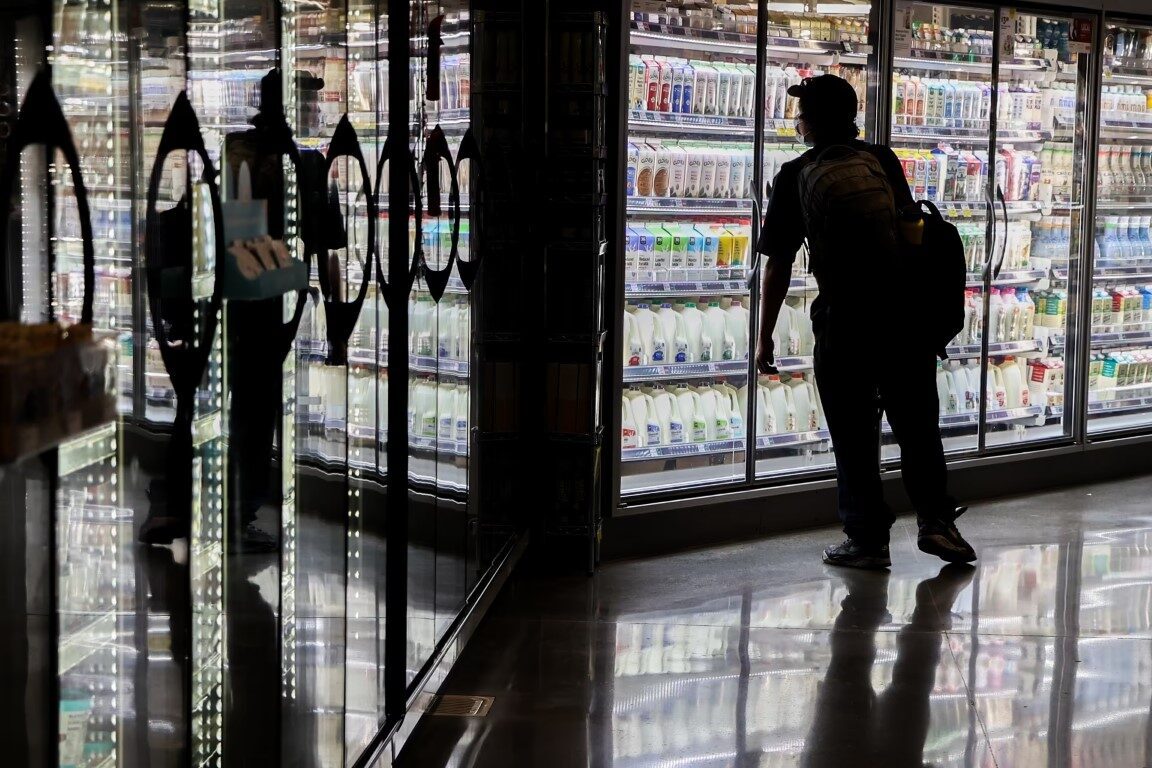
[755,163,804,373]
[756,257,791,373]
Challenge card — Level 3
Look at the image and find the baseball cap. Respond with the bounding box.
[787,74,858,126]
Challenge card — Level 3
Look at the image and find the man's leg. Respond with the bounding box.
[881,351,975,562]
[878,350,955,519]
[814,330,891,548]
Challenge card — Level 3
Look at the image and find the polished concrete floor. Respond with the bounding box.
[398,474,1152,767]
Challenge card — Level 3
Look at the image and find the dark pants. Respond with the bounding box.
[813,310,955,547]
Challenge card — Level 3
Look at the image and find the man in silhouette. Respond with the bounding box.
[756,74,976,569]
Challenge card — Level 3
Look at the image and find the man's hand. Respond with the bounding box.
[756,334,777,375]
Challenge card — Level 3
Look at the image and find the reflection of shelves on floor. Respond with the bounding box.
[192,412,222,447]
[625,279,749,296]
[58,423,117,477]
[622,430,830,462]
[59,612,118,675]
[628,109,755,135]
[627,196,753,216]
[409,434,469,456]
[947,339,1043,358]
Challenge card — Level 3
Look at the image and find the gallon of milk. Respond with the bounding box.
[692,386,720,440]
[438,383,457,439]
[454,384,469,441]
[999,358,1030,408]
[703,301,735,361]
[674,387,707,442]
[788,378,818,432]
[623,310,645,366]
[627,390,661,446]
[621,396,640,449]
[657,303,689,364]
[679,302,706,362]
[710,386,732,439]
[935,363,954,416]
[717,383,744,438]
[652,390,685,444]
[766,376,795,434]
[633,303,665,363]
[756,383,773,435]
[725,300,750,358]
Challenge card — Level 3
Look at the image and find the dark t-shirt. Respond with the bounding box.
[756,139,913,267]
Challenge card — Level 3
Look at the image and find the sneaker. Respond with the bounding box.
[918,508,977,564]
[228,523,279,554]
[823,538,892,570]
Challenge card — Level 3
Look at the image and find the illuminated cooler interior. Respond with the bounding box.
[622,0,874,496]
[887,3,1089,462]
[1089,21,1152,435]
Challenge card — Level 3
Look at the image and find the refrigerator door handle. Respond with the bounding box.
[746,197,763,292]
[983,192,995,282]
[994,185,1009,280]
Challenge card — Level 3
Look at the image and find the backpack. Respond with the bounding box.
[904,199,967,358]
[797,144,899,297]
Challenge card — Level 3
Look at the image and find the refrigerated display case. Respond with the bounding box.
[1089,19,1152,434]
[619,0,879,496]
[886,4,1093,460]
[615,1,1109,505]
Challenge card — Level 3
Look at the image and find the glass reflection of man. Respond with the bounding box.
[802,564,975,767]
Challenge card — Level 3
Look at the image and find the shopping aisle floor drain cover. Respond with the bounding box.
[427,694,494,717]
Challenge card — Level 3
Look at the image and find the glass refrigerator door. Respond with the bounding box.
[888,2,998,458]
[986,9,1090,448]
[1089,20,1152,434]
[754,2,876,479]
[621,1,757,496]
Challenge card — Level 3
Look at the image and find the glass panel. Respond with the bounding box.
[621,0,757,495]
[1089,21,1152,434]
[985,10,1087,448]
[753,1,875,479]
[887,2,997,461]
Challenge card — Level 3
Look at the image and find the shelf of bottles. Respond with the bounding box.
[52,0,134,415]
[621,1,758,495]
[1089,22,1152,435]
[55,423,127,768]
[887,4,1087,458]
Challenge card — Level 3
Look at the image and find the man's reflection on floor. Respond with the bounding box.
[802,564,975,768]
